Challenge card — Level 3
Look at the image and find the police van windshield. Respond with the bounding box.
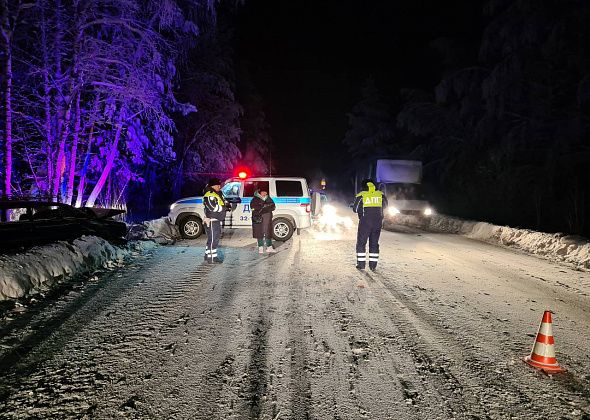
[385,183,426,200]
[222,181,241,198]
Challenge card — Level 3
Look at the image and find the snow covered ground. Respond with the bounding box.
[0,236,157,301]
[0,224,588,419]
[5,210,582,305]
[388,214,590,271]
[0,217,179,302]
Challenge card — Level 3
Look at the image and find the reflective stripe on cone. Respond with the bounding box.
[524,310,566,373]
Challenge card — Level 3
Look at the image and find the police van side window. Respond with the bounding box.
[222,181,241,198]
[243,181,270,197]
[276,180,303,197]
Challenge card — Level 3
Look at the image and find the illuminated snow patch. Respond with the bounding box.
[311,204,355,240]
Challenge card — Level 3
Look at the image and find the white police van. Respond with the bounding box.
[168,177,316,241]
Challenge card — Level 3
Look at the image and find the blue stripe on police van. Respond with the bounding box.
[274,197,311,204]
[239,197,310,204]
[178,198,203,204]
[177,197,310,205]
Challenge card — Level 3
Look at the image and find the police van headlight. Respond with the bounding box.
[388,207,400,216]
[170,203,177,211]
[423,207,433,216]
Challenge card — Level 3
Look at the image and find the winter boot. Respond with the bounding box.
[258,246,265,254]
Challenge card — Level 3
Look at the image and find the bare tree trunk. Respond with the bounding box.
[52,101,72,200]
[85,109,125,207]
[51,0,66,201]
[74,176,85,207]
[1,0,14,198]
[74,125,94,208]
[23,143,41,191]
[65,92,81,205]
[74,105,99,207]
[2,39,12,198]
[40,0,54,195]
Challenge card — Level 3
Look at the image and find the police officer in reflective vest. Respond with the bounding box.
[353,179,388,271]
[203,178,230,263]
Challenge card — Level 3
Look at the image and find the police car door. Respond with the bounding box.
[240,180,270,227]
[221,181,243,228]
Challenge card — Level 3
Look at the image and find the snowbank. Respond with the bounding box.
[0,237,157,300]
[394,214,590,270]
[126,217,181,244]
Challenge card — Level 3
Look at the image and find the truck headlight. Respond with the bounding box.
[424,208,433,216]
[388,207,400,216]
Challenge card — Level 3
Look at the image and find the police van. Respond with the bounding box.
[168,177,318,241]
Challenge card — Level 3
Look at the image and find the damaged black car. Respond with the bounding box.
[0,200,127,249]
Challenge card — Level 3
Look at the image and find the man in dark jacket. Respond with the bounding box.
[353,179,388,271]
[203,178,230,263]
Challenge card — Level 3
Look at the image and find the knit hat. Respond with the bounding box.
[208,178,222,187]
[361,178,374,190]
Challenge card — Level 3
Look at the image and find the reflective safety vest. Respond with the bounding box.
[204,190,225,206]
[356,183,383,208]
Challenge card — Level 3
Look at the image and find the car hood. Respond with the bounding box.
[87,208,126,219]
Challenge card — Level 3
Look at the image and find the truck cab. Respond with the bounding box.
[168,177,313,241]
[381,182,433,218]
[356,159,434,219]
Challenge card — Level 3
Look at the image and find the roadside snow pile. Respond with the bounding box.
[427,215,590,270]
[0,236,156,300]
[126,217,180,244]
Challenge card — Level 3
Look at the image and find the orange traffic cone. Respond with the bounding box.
[524,310,566,373]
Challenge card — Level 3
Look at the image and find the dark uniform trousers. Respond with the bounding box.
[356,216,382,269]
[204,220,221,261]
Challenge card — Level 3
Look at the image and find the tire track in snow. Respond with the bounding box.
[0,247,218,418]
[374,268,534,417]
[362,268,586,419]
[327,298,374,419]
[245,310,271,419]
[286,274,313,420]
[356,269,476,417]
[265,236,313,419]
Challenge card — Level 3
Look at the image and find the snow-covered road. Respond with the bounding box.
[1,226,589,419]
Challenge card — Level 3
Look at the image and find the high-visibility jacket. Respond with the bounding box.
[353,182,388,220]
[204,189,227,221]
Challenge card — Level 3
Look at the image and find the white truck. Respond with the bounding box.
[168,177,316,241]
[356,159,434,218]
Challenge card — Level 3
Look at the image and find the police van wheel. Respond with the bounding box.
[179,216,203,239]
[272,218,294,242]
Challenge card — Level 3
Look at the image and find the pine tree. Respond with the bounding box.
[343,77,395,159]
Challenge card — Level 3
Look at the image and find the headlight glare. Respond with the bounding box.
[424,208,433,216]
[388,207,400,216]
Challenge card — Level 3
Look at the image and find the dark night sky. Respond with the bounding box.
[234,0,486,184]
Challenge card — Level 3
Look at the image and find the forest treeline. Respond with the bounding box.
[344,0,590,236]
[0,0,269,216]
